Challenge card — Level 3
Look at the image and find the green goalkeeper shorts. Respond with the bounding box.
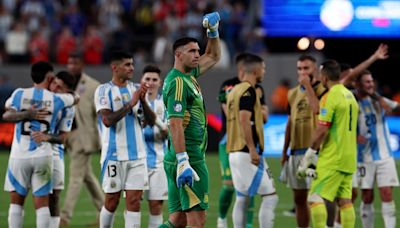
[164,159,209,213]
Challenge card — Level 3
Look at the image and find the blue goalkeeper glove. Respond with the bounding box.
[176,152,200,188]
[297,148,318,179]
[202,12,220,38]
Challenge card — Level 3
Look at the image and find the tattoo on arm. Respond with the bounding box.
[99,104,133,127]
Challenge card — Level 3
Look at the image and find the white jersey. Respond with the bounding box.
[50,106,75,159]
[5,87,74,158]
[143,94,167,169]
[95,81,146,164]
[357,96,398,162]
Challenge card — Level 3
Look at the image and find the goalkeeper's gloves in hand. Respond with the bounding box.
[297,148,318,178]
[202,12,220,38]
[176,152,200,188]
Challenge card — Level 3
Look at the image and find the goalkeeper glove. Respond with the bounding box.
[297,148,318,178]
[176,152,200,188]
[202,12,220,38]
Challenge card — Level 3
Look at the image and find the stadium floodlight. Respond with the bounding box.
[297,37,310,50]
[314,39,325,50]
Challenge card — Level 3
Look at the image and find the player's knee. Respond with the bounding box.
[379,187,393,202]
[294,191,308,205]
[104,195,120,212]
[361,191,374,204]
[307,193,324,205]
[149,200,163,215]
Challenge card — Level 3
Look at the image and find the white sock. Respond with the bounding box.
[36,207,51,228]
[334,221,342,228]
[100,207,115,228]
[50,216,60,228]
[382,201,396,228]
[232,195,247,228]
[148,214,163,228]
[125,211,141,228]
[8,204,24,228]
[259,194,278,228]
[360,202,374,228]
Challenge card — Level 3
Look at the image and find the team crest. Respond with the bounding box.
[174,103,182,112]
[110,181,116,188]
[122,93,130,102]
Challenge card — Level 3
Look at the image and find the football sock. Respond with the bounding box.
[36,207,51,228]
[8,204,23,228]
[310,202,327,228]
[218,184,234,218]
[259,194,278,228]
[340,203,355,228]
[159,220,176,228]
[382,201,396,228]
[148,214,163,228]
[232,195,247,228]
[124,211,140,228]
[360,202,374,228]
[49,216,60,228]
[100,206,115,228]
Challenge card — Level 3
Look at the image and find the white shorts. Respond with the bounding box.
[52,157,65,190]
[144,167,168,200]
[101,158,149,193]
[229,152,276,196]
[4,156,53,196]
[286,155,311,190]
[358,158,399,189]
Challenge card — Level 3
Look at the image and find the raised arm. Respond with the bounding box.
[341,43,388,86]
[299,74,320,115]
[198,12,221,74]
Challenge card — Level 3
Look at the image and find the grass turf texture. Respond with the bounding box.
[0,151,399,227]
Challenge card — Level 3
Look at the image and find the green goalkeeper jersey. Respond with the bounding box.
[317,84,359,174]
[162,67,207,163]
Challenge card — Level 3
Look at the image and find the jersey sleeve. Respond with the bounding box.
[382,97,398,111]
[94,85,112,112]
[54,93,75,108]
[58,107,75,132]
[318,92,335,126]
[239,87,256,112]
[166,77,188,118]
[5,88,23,111]
[255,85,266,105]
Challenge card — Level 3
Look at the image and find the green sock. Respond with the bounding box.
[158,220,175,228]
[310,202,327,228]
[218,184,235,218]
[340,204,355,228]
[246,196,255,228]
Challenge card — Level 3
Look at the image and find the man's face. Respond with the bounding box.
[67,57,83,77]
[176,42,200,69]
[255,62,266,83]
[297,60,316,80]
[49,78,69,93]
[358,74,375,95]
[113,58,134,80]
[141,72,161,94]
[319,68,328,88]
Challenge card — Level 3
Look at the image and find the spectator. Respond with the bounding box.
[28,29,49,63]
[0,73,15,118]
[5,21,29,63]
[56,27,77,64]
[20,0,45,32]
[271,79,291,114]
[83,25,104,64]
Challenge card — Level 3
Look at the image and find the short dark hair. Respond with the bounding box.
[55,71,76,90]
[242,53,264,73]
[320,60,341,81]
[111,50,132,62]
[356,69,372,81]
[298,54,316,63]
[31,61,54,84]
[235,52,250,65]
[68,51,83,60]
[142,64,161,75]
[173,37,199,53]
[339,63,351,72]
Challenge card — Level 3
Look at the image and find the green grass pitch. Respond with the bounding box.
[0,151,399,227]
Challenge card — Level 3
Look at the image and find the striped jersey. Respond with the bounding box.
[5,87,75,158]
[357,96,397,162]
[143,94,167,169]
[50,106,75,159]
[94,81,146,164]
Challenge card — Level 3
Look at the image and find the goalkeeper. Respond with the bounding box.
[297,60,358,228]
[161,12,221,228]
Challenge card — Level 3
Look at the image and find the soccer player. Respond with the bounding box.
[161,12,221,228]
[217,52,268,228]
[281,55,327,227]
[297,60,359,228]
[226,53,278,228]
[95,51,156,227]
[29,71,76,228]
[3,61,77,228]
[354,70,399,228]
[140,64,169,228]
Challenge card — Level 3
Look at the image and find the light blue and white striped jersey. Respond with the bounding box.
[94,81,146,165]
[5,87,75,159]
[357,96,398,162]
[143,94,167,169]
[50,106,75,159]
